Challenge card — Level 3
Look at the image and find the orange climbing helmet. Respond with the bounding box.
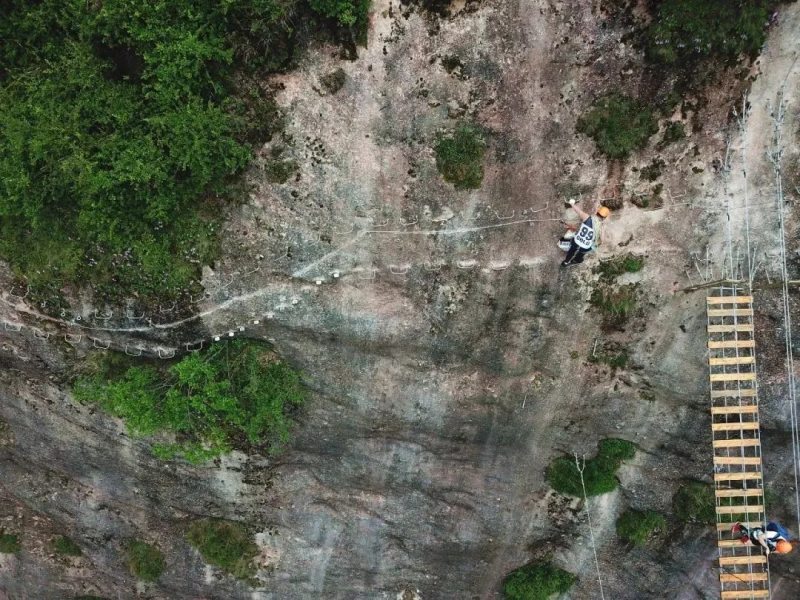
[775,540,793,554]
[596,205,611,219]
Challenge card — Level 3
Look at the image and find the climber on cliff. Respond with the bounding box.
[558,199,610,267]
[732,521,794,555]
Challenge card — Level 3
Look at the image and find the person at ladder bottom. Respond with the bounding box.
[732,521,794,555]
[560,199,610,267]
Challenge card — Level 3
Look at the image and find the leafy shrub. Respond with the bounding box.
[589,341,629,370]
[320,67,347,94]
[673,481,715,524]
[74,339,306,462]
[546,438,636,497]
[597,255,645,280]
[0,1,309,304]
[309,0,371,27]
[590,284,638,324]
[502,562,576,600]
[435,122,486,189]
[577,94,658,159]
[265,159,299,184]
[126,540,165,582]
[661,122,686,145]
[53,535,82,556]
[0,532,20,554]
[616,510,666,546]
[187,519,258,579]
[646,0,773,65]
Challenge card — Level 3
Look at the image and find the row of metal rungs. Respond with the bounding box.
[707,294,770,600]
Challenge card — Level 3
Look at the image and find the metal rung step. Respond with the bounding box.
[708,309,754,317]
[709,340,756,349]
[713,439,761,448]
[714,456,762,465]
[717,504,764,514]
[717,521,762,531]
[708,324,754,333]
[707,296,753,304]
[710,373,757,382]
[709,356,756,366]
[720,588,769,600]
[712,422,759,431]
[711,388,757,398]
[719,555,767,565]
[715,489,763,498]
[719,573,769,583]
[717,539,749,548]
[715,472,762,482]
[712,405,759,414]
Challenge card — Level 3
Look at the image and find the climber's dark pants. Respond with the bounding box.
[562,241,589,265]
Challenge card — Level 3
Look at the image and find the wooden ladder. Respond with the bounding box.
[707,291,771,600]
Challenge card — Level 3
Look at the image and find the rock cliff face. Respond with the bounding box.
[2,1,800,599]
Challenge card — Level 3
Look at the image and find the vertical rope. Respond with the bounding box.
[574,453,606,600]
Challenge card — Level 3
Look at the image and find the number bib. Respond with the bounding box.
[573,219,595,249]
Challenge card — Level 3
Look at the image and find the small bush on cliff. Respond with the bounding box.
[547,438,636,497]
[503,562,576,600]
[616,510,666,546]
[435,122,486,189]
[187,519,258,580]
[53,535,82,556]
[577,94,658,159]
[673,481,715,524]
[74,339,306,462]
[126,540,165,582]
[646,0,773,65]
[0,532,20,553]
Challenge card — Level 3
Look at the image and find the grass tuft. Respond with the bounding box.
[616,509,666,546]
[53,535,82,556]
[673,481,716,524]
[186,518,258,580]
[502,561,576,600]
[577,94,658,159]
[546,438,636,497]
[0,532,20,554]
[435,122,486,189]
[126,540,165,582]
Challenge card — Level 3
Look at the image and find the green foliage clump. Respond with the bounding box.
[0,1,304,303]
[435,122,486,189]
[309,0,370,27]
[265,159,299,184]
[589,342,629,370]
[597,254,645,280]
[590,284,638,324]
[647,0,773,65]
[53,535,83,556]
[577,94,658,159]
[186,519,258,579]
[74,339,306,462]
[502,562,576,600]
[673,481,715,524]
[126,540,165,582]
[0,532,20,554]
[546,438,636,497]
[616,510,667,546]
[661,122,686,146]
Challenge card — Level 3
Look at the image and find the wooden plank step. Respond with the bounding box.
[712,405,759,414]
[709,340,756,349]
[714,456,762,465]
[715,472,762,482]
[712,422,760,431]
[713,438,761,448]
[708,324,754,333]
[711,388,757,399]
[709,356,756,366]
[708,309,754,317]
[717,521,762,531]
[717,504,764,514]
[707,296,753,304]
[711,373,757,382]
[719,555,767,565]
[718,538,749,548]
[720,588,769,600]
[715,489,763,498]
[720,573,769,582]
